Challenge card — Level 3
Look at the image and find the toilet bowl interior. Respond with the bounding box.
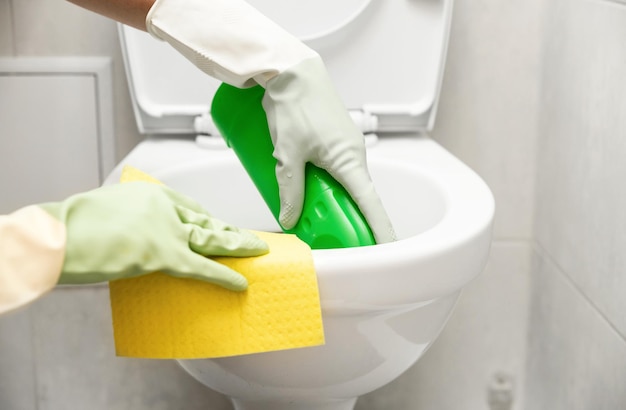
[152,155,446,241]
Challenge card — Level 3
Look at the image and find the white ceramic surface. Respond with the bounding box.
[119,0,452,134]
[105,135,494,409]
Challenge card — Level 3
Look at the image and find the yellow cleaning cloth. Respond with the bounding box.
[108,166,324,359]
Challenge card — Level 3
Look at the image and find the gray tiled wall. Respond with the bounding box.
[526,249,626,409]
[528,0,626,406]
[431,0,542,241]
[0,288,233,410]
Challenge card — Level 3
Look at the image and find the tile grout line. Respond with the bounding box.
[532,241,626,344]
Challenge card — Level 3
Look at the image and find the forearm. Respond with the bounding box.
[66,0,155,31]
[0,206,66,314]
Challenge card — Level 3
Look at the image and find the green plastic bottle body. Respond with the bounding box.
[211,83,375,249]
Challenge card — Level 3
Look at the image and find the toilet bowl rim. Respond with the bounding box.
[106,137,494,308]
[108,138,494,259]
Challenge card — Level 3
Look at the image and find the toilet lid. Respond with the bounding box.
[120,0,453,135]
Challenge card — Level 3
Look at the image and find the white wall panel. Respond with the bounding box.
[0,58,114,213]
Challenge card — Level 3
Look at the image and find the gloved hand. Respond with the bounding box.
[261,57,396,242]
[39,182,269,290]
[146,0,396,243]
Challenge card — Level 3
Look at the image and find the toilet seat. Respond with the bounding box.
[118,0,453,137]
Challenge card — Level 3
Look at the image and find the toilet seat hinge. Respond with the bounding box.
[194,113,228,149]
[194,112,221,137]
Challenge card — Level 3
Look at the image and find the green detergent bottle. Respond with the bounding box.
[210,83,376,249]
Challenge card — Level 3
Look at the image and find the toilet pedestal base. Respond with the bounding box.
[231,397,358,410]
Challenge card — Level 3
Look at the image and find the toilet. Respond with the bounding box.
[105,0,495,409]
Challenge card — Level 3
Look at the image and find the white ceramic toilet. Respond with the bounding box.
[105,1,495,409]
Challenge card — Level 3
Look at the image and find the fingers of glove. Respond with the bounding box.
[161,185,214,216]
[274,160,306,230]
[328,167,397,244]
[177,205,269,256]
[263,92,306,230]
[189,224,269,257]
[165,254,249,292]
[176,204,227,230]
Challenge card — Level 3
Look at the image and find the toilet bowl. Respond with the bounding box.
[104,134,493,410]
[109,0,495,408]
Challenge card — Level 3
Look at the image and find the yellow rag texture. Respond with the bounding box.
[108,166,324,359]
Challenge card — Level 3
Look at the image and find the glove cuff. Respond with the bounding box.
[145,0,318,87]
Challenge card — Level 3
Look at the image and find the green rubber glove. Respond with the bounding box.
[39,182,269,291]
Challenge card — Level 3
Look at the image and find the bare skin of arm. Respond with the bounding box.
[66,0,156,31]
